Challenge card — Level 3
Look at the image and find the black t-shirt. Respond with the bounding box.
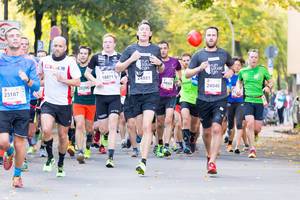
[119,43,161,95]
[189,48,233,102]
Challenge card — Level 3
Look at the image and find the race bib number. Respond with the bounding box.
[77,82,91,96]
[161,77,174,90]
[204,78,222,95]
[135,71,152,84]
[102,71,116,85]
[2,86,27,105]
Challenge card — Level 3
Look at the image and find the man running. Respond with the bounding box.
[236,49,272,158]
[155,41,181,157]
[39,36,81,177]
[73,46,95,164]
[116,20,164,175]
[0,27,40,187]
[85,33,121,168]
[185,26,234,174]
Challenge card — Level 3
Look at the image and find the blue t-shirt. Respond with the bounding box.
[226,74,243,103]
[0,53,40,111]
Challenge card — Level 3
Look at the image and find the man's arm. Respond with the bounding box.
[115,50,141,73]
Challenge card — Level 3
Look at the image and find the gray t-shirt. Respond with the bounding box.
[189,48,233,102]
[120,43,161,95]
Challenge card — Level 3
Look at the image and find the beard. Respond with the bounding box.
[206,40,217,48]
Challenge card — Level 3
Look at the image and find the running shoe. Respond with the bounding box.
[163,146,171,157]
[76,152,85,164]
[155,145,164,158]
[101,134,108,147]
[153,145,158,154]
[131,149,139,158]
[243,144,250,152]
[234,148,240,154]
[175,147,184,154]
[126,138,131,149]
[43,158,55,172]
[67,144,75,157]
[84,148,91,159]
[136,135,142,144]
[106,158,114,168]
[135,162,146,175]
[56,166,66,177]
[3,151,14,170]
[207,162,217,174]
[99,145,107,154]
[224,134,229,143]
[121,139,127,149]
[12,176,23,188]
[27,146,36,155]
[183,146,192,155]
[39,148,47,157]
[248,148,257,158]
[92,143,100,149]
[21,159,29,172]
[226,144,233,152]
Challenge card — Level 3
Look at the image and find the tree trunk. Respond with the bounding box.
[277,63,281,90]
[34,10,44,54]
[61,11,69,53]
[4,0,8,20]
[51,9,57,26]
[235,40,242,57]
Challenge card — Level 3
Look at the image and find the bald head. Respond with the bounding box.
[52,36,67,57]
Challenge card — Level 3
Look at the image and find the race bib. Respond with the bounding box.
[161,77,174,90]
[135,71,152,84]
[77,82,91,96]
[102,71,116,85]
[2,86,27,105]
[204,78,222,95]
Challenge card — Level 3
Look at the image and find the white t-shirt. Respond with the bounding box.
[39,55,81,105]
[88,51,121,95]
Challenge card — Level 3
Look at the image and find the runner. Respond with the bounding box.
[179,53,200,154]
[85,33,121,168]
[225,57,248,153]
[185,26,234,174]
[39,36,81,177]
[116,20,164,175]
[73,46,95,164]
[235,49,272,158]
[155,41,181,157]
[0,27,40,187]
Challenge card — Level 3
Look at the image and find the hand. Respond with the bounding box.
[198,61,209,72]
[175,79,182,87]
[223,68,234,79]
[235,87,242,97]
[263,86,271,94]
[93,81,103,87]
[130,50,141,62]
[19,70,29,82]
[33,91,40,98]
[149,55,162,66]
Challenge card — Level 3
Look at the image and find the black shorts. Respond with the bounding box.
[156,96,177,116]
[227,102,245,130]
[0,110,30,138]
[180,101,199,117]
[41,101,72,127]
[196,98,227,129]
[30,99,38,123]
[125,93,159,120]
[244,102,264,121]
[95,95,121,120]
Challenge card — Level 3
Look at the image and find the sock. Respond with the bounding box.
[14,167,22,177]
[141,158,147,165]
[158,139,163,145]
[58,152,65,167]
[164,143,169,148]
[177,142,184,148]
[133,147,138,152]
[45,139,53,159]
[190,132,196,143]
[108,149,114,159]
[228,141,233,145]
[103,132,109,140]
[40,142,46,150]
[6,146,14,156]
[182,129,191,145]
[86,133,93,150]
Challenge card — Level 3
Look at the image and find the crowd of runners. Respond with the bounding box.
[0,20,273,188]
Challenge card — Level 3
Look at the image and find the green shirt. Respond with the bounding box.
[238,65,271,104]
[73,65,95,105]
[180,70,198,104]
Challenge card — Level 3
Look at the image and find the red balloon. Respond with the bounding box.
[187,30,202,47]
